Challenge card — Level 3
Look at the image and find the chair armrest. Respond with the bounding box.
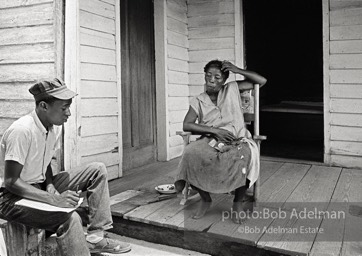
[253,135,267,141]
[176,131,192,136]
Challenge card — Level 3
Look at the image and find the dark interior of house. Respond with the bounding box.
[243,0,324,161]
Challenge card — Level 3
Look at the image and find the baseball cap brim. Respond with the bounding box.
[50,87,77,100]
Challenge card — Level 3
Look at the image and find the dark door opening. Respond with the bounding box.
[121,0,157,170]
[244,0,324,161]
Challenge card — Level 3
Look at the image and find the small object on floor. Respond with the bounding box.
[88,237,131,255]
[155,184,176,194]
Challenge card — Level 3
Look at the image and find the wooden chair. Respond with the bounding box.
[176,84,266,205]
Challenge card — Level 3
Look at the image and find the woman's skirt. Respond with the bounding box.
[175,137,259,194]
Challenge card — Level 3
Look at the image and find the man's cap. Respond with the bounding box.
[29,78,77,101]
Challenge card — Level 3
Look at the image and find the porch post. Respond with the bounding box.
[154,0,170,161]
[322,0,331,164]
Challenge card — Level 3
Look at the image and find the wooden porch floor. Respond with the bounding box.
[107,158,362,256]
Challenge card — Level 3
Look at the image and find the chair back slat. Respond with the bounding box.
[240,89,255,124]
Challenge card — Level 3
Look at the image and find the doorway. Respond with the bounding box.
[120,0,157,170]
[243,0,324,161]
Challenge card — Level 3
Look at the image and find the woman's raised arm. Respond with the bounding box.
[221,61,267,90]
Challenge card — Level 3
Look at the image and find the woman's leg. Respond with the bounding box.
[190,185,212,219]
[233,179,252,224]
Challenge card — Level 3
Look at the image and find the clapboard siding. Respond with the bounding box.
[327,2,362,168]
[0,1,56,137]
[330,40,362,53]
[78,0,120,179]
[0,2,53,29]
[166,0,189,158]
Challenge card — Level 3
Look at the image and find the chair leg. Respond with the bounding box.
[180,182,190,205]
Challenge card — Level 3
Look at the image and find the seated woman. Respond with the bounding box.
[175,60,267,223]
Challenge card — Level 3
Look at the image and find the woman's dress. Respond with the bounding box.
[175,81,259,193]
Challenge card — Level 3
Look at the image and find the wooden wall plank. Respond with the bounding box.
[0,118,16,136]
[331,98,362,113]
[167,30,188,48]
[0,43,54,64]
[167,0,186,11]
[80,0,115,19]
[168,96,189,111]
[189,49,234,62]
[330,7,362,26]
[168,84,189,97]
[81,151,119,166]
[80,63,117,81]
[80,133,118,156]
[188,0,233,4]
[331,113,362,127]
[81,98,118,117]
[189,26,234,39]
[0,83,33,100]
[330,70,362,83]
[0,63,54,82]
[0,25,53,46]
[330,54,362,69]
[331,154,362,169]
[330,0,362,11]
[167,1,187,23]
[189,62,207,74]
[80,81,117,98]
[80,45,116,65]
[188,14,234,28]
[330,25,362,40]
[330,40,362,53]
[331,126,362,141]
[169,135,183,147]
[189,85,204,96]
[167,45,188,61]
[80,28,116,50]
[80,10,115,34]
[169,122,183,136]
[81,116,118,137]
[169,109,188,123]
[168,58,188,72]
[331,140,362,156]
[0,101,33,118]
[167,17,187,35]
[99,0,114,5]
[0,3,53,29]
[0,0,52,9]
[187,1,234,17]
[330,84,362,98]
[168,70,188,85]
[189,73,204,85]
[189,37,234,51]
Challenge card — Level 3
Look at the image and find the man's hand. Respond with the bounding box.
[46,183,60,195]
[212,128,236,143]
[52,190,80,208]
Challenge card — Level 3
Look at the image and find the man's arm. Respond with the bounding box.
[4,160,79,207]
[45,164,59,195]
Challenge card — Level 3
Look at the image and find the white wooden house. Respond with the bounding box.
[0,0,361,181]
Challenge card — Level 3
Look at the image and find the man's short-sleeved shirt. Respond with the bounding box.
[0,111,61,187]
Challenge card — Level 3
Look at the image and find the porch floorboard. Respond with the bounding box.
[107,158,362,256]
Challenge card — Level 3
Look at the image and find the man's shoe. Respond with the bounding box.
[88,238,131,255]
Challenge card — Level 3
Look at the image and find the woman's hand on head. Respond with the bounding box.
[221,61,240,74]
[212,128,236,143]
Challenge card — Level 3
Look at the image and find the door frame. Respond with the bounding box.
[64,0,124,177]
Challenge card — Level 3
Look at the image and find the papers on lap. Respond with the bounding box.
[15,197,84,213]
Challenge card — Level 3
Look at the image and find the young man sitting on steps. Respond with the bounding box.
[0,79,131,255]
